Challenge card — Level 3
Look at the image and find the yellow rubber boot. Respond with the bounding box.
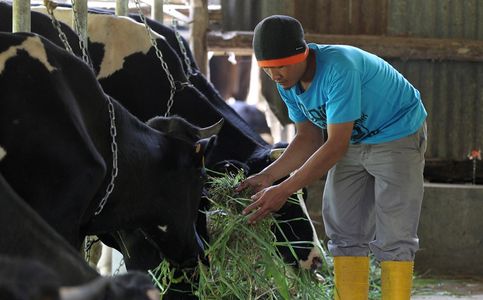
[381,261,414,300]
[333,256,369,300]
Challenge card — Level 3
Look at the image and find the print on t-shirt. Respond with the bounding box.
[299,104,379,143]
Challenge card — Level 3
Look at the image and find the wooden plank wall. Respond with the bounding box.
[218,0,482,160]
[281,0,483,160]
[387,0,483,160]
[294,0,387,35]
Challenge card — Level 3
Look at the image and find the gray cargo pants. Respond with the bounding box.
[323,123,427,261]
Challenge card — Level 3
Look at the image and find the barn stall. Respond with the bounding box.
[3,0,483,298]
[202,0,483,279]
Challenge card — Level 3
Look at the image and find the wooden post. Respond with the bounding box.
[189,0,208,75]
[12,0,30,32]
[115,0,129,16]
[73,0,88,46]
[151,0,164,23]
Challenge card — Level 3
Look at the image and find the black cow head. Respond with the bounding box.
[147,115,223,152]
[99,116,222,271]
[0,4,323,277]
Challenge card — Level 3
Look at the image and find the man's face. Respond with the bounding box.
[262,60,306,89]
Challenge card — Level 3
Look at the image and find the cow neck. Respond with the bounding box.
[94,95,119,216]
[43,5,119,216]
[133,0,191,117]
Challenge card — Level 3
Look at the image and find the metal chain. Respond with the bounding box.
[133,0,181,117]
[44,0,75,55]
[172,19,196,80]
[84,237,90,262]
[113,258,125,275]
[70,0,94,69]
[43,0,118,215]
[84,236,100,262]
[95,96,119,215]
[59,0,118,215]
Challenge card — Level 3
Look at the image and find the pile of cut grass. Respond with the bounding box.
[150,170,331,299]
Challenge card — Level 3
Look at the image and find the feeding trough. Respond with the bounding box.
[416,182,483,276]
[417,152,483,276]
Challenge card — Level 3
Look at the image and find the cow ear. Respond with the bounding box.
[195,135,217,160]
[197,118,224,139]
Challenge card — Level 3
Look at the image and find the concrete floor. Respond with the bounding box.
[413,277,483,299]
[413,296,483,300]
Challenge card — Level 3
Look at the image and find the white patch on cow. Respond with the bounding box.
[0,36,56,74]
[0,146,6,161]
[88,14,159,79]
[295,190,328,270]
[298,247,322,270]
[31,6,73,27]
[157,225,168,233]
[31,7,166,79]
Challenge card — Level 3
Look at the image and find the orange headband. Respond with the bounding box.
[257,48,309,67]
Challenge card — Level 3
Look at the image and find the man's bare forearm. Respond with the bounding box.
[259,125,323,183]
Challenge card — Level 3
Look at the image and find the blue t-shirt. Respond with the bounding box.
[277,43,427,144]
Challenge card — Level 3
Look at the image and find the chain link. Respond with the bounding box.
[43,0,118,215]
[44,0,75,55]
[133,0,180,117]
[95,96,119,215]
[84,236,100,262]
[172,20,197,80]
[70,0,94,69]
[113,258,125,275]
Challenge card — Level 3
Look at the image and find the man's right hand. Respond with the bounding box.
[235,173,273,195]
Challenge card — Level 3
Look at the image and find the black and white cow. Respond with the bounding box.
[0,256,159,300]
[0,31,221,286]
[0,172,98,286]
[80,11,323,271]
[0,173,158,300]
[26,4,272,172]
[0,2,323,281]
[20,3,322,271]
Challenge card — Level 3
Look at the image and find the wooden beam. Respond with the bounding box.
[115,0,129,16]
[207,31,483,62]
[73,0,88,47]
[12,0,30,32]
[207,31,253,56]
[151,0,163,23]
[163,4,221,24]
[189,0,208,75]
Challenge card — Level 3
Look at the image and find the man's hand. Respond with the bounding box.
[235,172,273,194]
[242,184,291,224]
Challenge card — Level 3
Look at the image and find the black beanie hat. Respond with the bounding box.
[253,15,308,67]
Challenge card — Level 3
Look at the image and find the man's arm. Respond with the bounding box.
[243,121,353,223]
[277,121,353,195]
[260,120,324,183]
[236,121,323,194]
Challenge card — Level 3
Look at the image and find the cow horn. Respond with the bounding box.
[197,118,224,139]
[0,146,6,161]
[60,277,160,300]
[59,278,110,300]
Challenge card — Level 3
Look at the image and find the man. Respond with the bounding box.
[237,15,427,299]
